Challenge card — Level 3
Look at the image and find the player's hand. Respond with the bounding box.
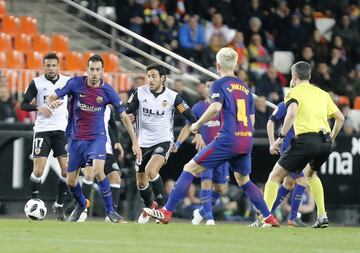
[132,143,142,165]
[171,144,178,153]
[171,141,181,153]
[114,143,124,161]
[192,134,206,151]
[127,113,135,123]
[47,100,63,109]
[269,144,279,155]
[273,138,283,152]
[190,122,200,134]
[37,107,52,118]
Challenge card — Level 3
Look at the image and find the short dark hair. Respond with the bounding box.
[146,64,167,77]
[43,53,59,63]
[291,61,311,80]
[88,54,104,68]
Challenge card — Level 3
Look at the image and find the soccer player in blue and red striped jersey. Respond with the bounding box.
[144,47,278,227]
[47,55,141,223]
[173,80,229,225]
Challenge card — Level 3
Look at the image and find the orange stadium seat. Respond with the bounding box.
[64,51,84,71]
[55,51,66,70]
[14,33,32,52]
[33,34,51,53]
[82,51,95,67]
[0,32,12,51]
[0,1,7,19]
[338,96,350,106]
[117,73,130,91]
[102,52,120,72]
[51,34,69,52]
[2,15,20,36]
[26,51,43,69]
[0,51,6,67]
[20,16,38,35]
[2,69,18,93]
[21,70,38,92]
[7,50,25,69]
[354,97,360,110]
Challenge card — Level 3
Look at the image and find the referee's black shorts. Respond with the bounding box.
[278,133,333,174]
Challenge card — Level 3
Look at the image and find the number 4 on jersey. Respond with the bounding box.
[236,99,248,126]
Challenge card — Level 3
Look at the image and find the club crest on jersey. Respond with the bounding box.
[96,96,103,104]
[154,147,164,154]
[162,100,168,108]
[34,147,41,155]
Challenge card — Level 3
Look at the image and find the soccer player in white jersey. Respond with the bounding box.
[21,53,71,221]
[126,64,197,224]
[79,105,125,222]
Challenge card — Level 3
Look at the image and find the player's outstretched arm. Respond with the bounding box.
[172,124,191,153]
[267,120,278,155]
[119,111,142,163]
[46,93,63,109]
[191,102,222,133]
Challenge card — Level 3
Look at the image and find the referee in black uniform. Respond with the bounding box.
[262,61,345,228]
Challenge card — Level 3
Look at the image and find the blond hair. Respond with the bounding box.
[216,47,238,72]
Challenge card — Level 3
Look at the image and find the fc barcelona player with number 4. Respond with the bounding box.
[144,47,278,227]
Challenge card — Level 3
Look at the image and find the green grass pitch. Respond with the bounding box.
[0,219,359,253]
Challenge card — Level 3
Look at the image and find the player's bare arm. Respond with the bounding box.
[274,102,297,149]
[119,111,142,163]
[46,93,63,109]
[267,119,278,155]
[329,110,345,141]
[191,102,222,133]
[173,125,205,152]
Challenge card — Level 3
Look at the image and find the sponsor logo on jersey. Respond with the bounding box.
[77,101,102,112]
[142,99,148,103]
[162,100,168,108]
[96,96,103,104]
[142,107,165,116]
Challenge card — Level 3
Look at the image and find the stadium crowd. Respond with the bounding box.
[70,0,360,134]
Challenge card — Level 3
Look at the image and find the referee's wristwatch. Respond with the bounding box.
[278,133,285,139]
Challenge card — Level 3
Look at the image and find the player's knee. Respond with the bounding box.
[283,178,295,190]
[234,173,249,186]
[295,176,307,187]
[108,172,120,184]
[214,183,226,194]
[201,180,212,189]
[32,170,43,178]
[136,174,148,189]
[145,169,158,180]
[183,161,201,175]
[66,177,77,187]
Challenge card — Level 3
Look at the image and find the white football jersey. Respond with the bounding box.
[136,85,177,147]
[32,74,71,132]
